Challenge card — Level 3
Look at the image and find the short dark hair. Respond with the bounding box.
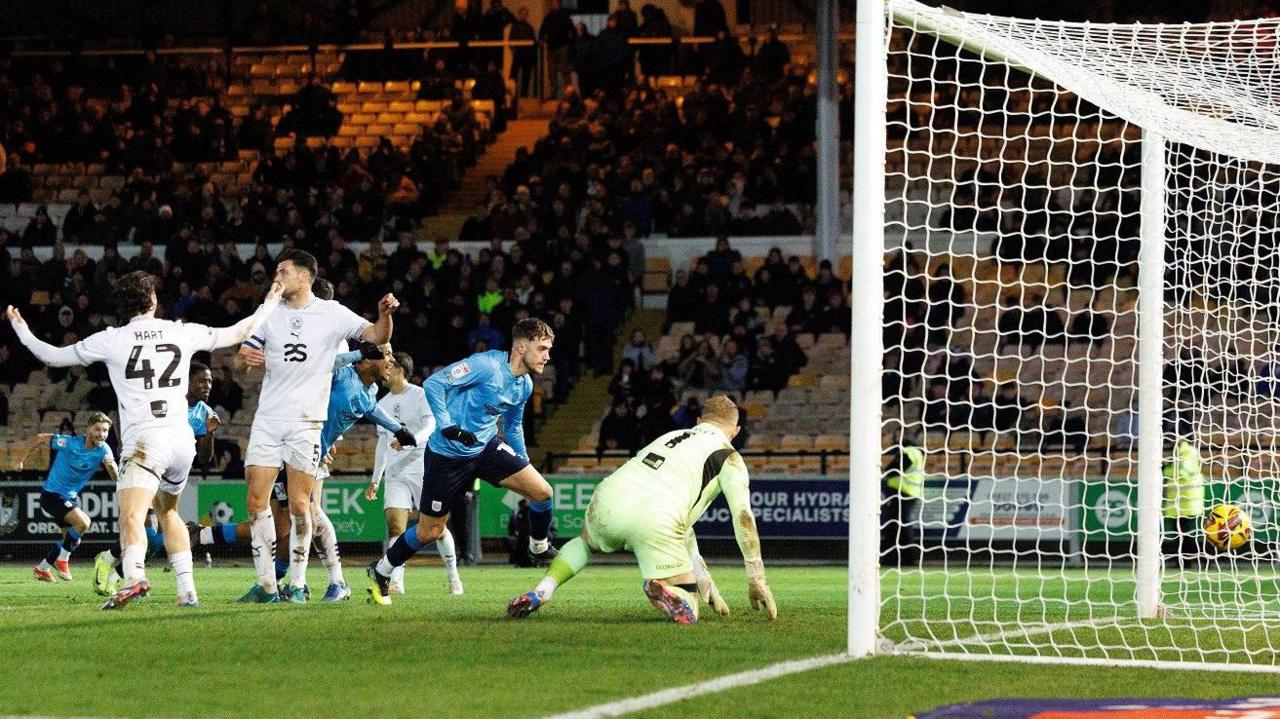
[113,271,156,320]
[276,248,318,278]
[189,361,210,376]
[512,317,555,344]
[312,277,334,300]
[392,351,414,377]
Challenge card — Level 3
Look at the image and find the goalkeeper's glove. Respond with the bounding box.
[355,341,385,361]
[440,425,479,447]
[692,553,730,616]
[744,557,777,620]
[392,425,417,448]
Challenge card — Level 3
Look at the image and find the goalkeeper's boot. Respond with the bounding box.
[643,580,698,625]
[54,559,72,582]
[367,563,392,606]
[32,565,55,583]
[527,542,558,568]
[506,591,543,619]
[93,551,115,596]
[448,576,465,596]
[101,579,151,611]
[321,582,351,602]
[235,584,280,604]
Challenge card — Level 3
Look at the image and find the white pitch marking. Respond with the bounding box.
[543,653,851,719]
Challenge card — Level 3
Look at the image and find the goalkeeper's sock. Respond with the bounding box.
[528,498,553,542]
[534,536,591,601]
[378,529,424,575]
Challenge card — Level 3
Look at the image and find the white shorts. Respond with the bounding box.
[246,420,323,476]
[118,435,198,497]
[383,467,424,511]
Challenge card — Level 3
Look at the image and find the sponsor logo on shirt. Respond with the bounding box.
[448,362,471,381]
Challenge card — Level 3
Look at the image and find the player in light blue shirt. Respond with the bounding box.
[13,411,118,583]
[368,318,559,606]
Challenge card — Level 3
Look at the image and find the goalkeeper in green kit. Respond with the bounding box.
[506,395,777,624]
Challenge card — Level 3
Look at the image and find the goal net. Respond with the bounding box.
[870,0,1280,670]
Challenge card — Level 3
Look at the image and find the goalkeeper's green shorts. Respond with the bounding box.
[583,467,693,580]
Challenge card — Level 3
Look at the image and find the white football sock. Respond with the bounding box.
[36,559,51,571]
[170,551,196,599]
[198,526,214,546]
[529,537,550,554]
[121,543,146,584]
[312,509,344,585]
[57,548,72,561]
[436,527,459,580]
[375,555,394,576]
[249,509,277,593]
[391,564,405,588]
[289,512,313,589]
[535,576,559,601]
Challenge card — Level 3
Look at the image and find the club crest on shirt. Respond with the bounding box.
[393,403,401,416]
[289,315,304,337]
[54,437,67,448]
[448,362,471,381]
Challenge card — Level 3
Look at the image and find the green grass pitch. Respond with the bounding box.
[0,564,1269,718]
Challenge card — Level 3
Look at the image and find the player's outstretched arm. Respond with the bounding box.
[368,431,389,500]
[424,358,486,446]
[209,281,283,349]
[500,402,530,460]
[6,306,88,368]
[412,397,437,447]
[721,456,777,620]
[103,454,119,481]
[685,530,731,616]
[11,432,54,471]
[360,293,399,344]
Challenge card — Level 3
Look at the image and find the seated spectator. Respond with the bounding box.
[468,313,504,352]
[748,338,788,396]
[678,339,721,390]
[47,365,92,411]
[671,395,702,429]
[608,358,643,406]
[717,338,749,397]
[786,286,831,337]
[598,401,641,454]
[622,328,657,372]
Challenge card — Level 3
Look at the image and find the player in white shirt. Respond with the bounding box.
[6,270,282,609]
[363,351,464,595]
[233,249,397,603]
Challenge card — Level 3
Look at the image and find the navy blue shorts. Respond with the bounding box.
[420,437,529,517]
[38,491,80,525]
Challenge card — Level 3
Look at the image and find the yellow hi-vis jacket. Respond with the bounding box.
[888,446,925,499]
[1163,439,1205,519]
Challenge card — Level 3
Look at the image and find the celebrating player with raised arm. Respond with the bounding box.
[507,395,777,624]
[233,249,397,604]
[6,270,282,609]
[367,317,558,606]
[12,412,118,583]
[364,350,464,596]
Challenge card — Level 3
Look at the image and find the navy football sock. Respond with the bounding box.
[528,499,554,542]
[385,530,424,568]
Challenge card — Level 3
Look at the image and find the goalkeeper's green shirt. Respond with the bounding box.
[596,423,751,530]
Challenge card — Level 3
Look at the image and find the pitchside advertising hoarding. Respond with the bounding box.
[1,473,1275,546]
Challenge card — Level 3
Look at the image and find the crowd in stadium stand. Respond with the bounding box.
[591,239,847,453]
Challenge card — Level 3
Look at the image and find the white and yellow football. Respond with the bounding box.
[1204,504,1253,551]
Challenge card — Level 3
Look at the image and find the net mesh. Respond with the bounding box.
[880,0,1280,667]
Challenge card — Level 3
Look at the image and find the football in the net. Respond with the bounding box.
[1203,504,1252,551]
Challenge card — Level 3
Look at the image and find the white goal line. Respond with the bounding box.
[541,653,852,719]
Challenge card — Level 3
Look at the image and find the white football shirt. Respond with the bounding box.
[244,298,370,422]
[373,383,434,480]
[72,316,221,444]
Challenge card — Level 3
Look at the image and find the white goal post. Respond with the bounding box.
[852,0,1280,670]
